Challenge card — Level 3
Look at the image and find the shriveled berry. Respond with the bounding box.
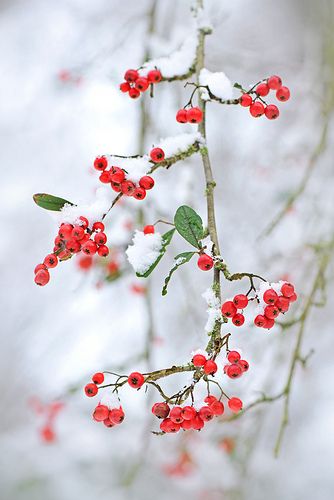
[263,288,278,304]
[232,313,245,326]
[121,180,136,196]
[204,360,218,375]
[176,109,188,123]
[228,397,243,413]
[221,301,237,318]
[197,254,214,271]
[240,93,253,107]
[128,372,145,388]
[109,407,125,425]
[281,282,295,297]
[250,101,265,117]
[199,406,214,422]
[135,77,149,92]
[150,147,165,163]
[187,106,203,123]
[133,187,147,200]
[233,294,248,309]
[226,363,242,379]
[152,402,170,419]
[139,176,154,190]
[93,405,109,422]
[35,269,50,286]
[276,86,290,101]
[124,69,139,82]
[256,83,269,96]
[267,75,282,90]
[92,372,104,385]
[147,69,162,83]
[143,225,155,235]
[44,254,58,268]
[192,353,207,367]
[265,104,280,120]
[227,351,241,363]
[84,383,98,397]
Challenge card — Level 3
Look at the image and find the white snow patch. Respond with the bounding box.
[199,68,233,101]
[202,287,222,334]
[126,230,163,275]
[107,155,151,184]
[55,187,110,226]
[156,132,204,158]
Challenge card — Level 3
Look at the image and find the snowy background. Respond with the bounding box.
[1,0,334,499]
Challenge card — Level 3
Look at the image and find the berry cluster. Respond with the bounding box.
[223,351,249,379]
[152,394,242,434]
[29,397,64,443]
[239,75,290,119]
[176,106,203,124]
[120,68,162,99]
[93,404,125,429]
[221,294,248,326]
[192,352,218,375]
[34,217,109,286]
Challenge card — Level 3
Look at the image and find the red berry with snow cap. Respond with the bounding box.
[92,222,105,232]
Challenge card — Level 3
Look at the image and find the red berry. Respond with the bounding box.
[34,263,47,274]
[139,176,154,190]
[181,419,193,430]
[226,364,242,379]
[128,372,145,388]
[265,104,280,120]
[103,419,114,428]
[192,353,207,367]
[239,93,253,107]
[204,360,218,375]
[232,313,245,326]
[239,360,249,372]
[152,402,170,419]
[254,314,267,327]
[147,69,162,83]
[263,289,278,304]
[97,245,109,257]
[82,240,97,255]
[160,418,180,433]
[58,250,71,260]
[94,156,108,171]
[77,255,93,270]
[84,383,98,397]
[72,225,85,240]
[170,406,184,424]
[264,305,279,319]
[93,404,109,422]
[135,77,149,92]
[221,301,237,318]
[92,372,104,384]
[289,292,297,302]
[120,82,130,93]
[78,216,89,229]
[227,351,240,363]
[92,222,105,232]
[94,232,107,246]
[58,223,73,240]
[124,69,139,82]
[264,317,275,329]
[250,101,265,117]
[40,426,55,442]
[133,187,147,200]
[129,88,140,99]
[281,282,295,297]
[256,83,269,96]
[191,414,205,431]
[66,239,81,253]
[197,254,214,271]
[109,407,125,425]
[275,296,290,312]
[204,395,217,405]
[34,269,50,286]
[228,397,243,413]
[267,75,282,90]
[111,171,125,184]
[210,400,225,416]
[187,106,203,123]
[150,147,165,163]
[181,406,197,421]
[54,236,63,248]
[199,406,214,422]
[121,180,136,196]
[43,253,58,268]
[233,294,248,309]
[276,86,290,101]
[143,225,155,234]
[99,171,111,183]
[111,181,122,192]
[176,109,188,123]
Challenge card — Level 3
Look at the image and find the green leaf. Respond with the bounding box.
[33,193,75,211]
[174,205,204,249]
[136,228,176,278]
[162,251,196,296]
[233,82,243,90]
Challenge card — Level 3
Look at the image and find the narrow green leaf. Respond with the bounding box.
[33,193,75,211]
[162,251,195,296]
[174,205,204,249]
[233,82,243,89]
[136,228,176,278]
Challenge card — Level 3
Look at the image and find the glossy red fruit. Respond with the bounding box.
[103,419,114,428]
[181,419,193,430]
[226,364,242,379]
[129,88,140,99]
[227,351,241,363]
[276,86,290,101]
[254,314,266,327]
[265,104,280,120]
[84,383,98,397]
[250,101,265,117]
[263,289,278,304]
[150,147,165,163]
[197,254,214,271]
[152,402,170,419]
[93,405,109,422]
[72,225,85,240]
[35,269,50,286]
[275,296,290,312]
[109,407,125,425]
[239,359,249,372]
[143,225,155,235]
[264,317,275,329]
[228,397,243,413]
[281,282,295,297]
[34,263,47,274]
[139,176,154,190]
[99,171,112,183]
[92,222,105,232]
[199,406,214,422]
[94,156,108,171]
[58,223,73,239]
[135,77,149,92]
[240,93,253,107]
[170,406,184,424]
[111,171,125,184]
[147,69,162,83]
[124,69,139,82]
[97,245,109,257]
[256,83,269,96]
[44,253,58,268]
[204,395,217,404]
[121,180,136,196]
[181,406,197,421]
[264,305,279,319]
[111,181,122,192]
[66,239,81,253]
[192,353,207,367]
[128,372,145,388]
[204,360,218,375]
[92,372,104,384]
[289,292,298,302]
[267,75,282,90]
[120,82,130,93]
[187,106,203,123]
[191,414,205,431]
[221,301,237,318]
[133,187,147,200]
[232,313,245,326]
[160,418,180,433]
[82,240,98,255]
[176,109,188,123]
[233,294,248,309]
[210,400,225,416]
[94,232,107,246]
